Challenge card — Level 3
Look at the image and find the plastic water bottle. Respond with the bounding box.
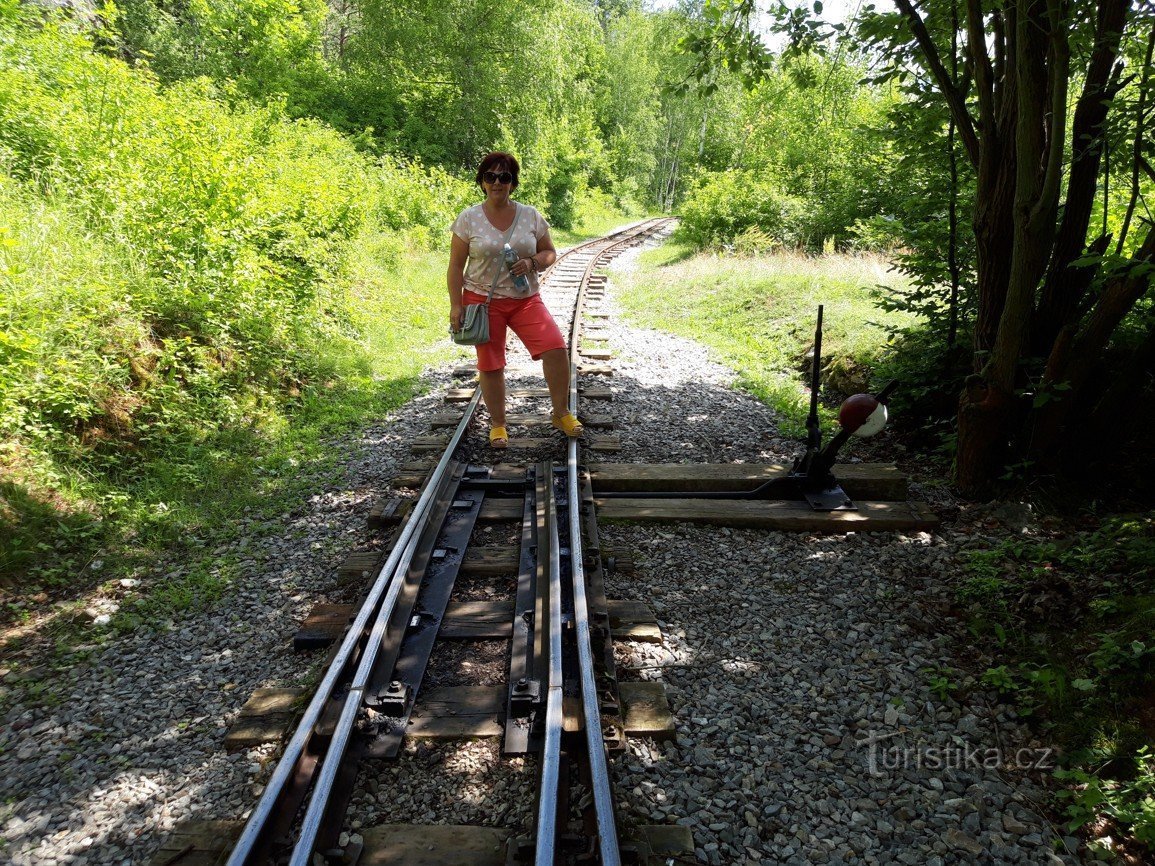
[503,243,530,294]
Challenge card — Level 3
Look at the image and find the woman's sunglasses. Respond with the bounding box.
[483,171,515,184]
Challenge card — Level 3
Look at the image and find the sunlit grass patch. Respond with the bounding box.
[612,244,914,434]
[0,241,455,638]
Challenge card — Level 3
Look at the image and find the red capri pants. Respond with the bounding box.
[463,289,567,372]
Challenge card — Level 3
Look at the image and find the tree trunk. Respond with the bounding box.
[891,0,1145,495]
[1029,229,1155,464]
[955,0,1072,494]
[970,157,1017,359]
[1034,0,1131,351]
[956,376,1018,496]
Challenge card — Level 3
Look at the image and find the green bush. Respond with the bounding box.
[109,0,331,111]
[0,4,473,588]
[0,6,470,451]
[957,514,1155,848]
[674,170,805,250]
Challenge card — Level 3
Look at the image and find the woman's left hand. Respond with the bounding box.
[511,257,533,277]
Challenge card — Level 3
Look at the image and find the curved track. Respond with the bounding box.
[225,217,674,866]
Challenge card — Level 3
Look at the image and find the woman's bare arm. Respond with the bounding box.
[532,229,557,272]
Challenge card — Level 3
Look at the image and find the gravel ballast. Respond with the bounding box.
[0,231,1079,865]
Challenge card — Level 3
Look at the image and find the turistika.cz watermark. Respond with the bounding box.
[859,731,1055,777]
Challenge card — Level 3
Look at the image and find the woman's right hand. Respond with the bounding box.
[450,303,464,333]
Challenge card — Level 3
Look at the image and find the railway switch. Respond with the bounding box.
[510,677,542,716]
[368,680,408,716]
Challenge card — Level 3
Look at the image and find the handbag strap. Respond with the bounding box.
[484,203,523,305]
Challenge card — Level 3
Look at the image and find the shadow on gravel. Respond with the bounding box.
[0,360,928,864]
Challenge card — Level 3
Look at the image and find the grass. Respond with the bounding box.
[0,242,459,648]
[956,514,1155,856]
[1,194,643,655]
[611,243,915,435]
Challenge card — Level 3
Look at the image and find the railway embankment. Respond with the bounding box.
[1,230,1081,865]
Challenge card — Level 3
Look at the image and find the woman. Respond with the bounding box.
[448,151,583,448]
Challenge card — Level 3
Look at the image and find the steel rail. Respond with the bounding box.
[289,463,453,863]
[227,217,669,865]
[226,389,482,866]
[563,225,625,866]
[534,468,565,865]
[528,218,651,866]
[567,446,620,865]
[541,218,670,284]
[295,221,658,863]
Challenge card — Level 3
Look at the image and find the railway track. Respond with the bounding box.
[185,218,681,866]
[153,216,939,866]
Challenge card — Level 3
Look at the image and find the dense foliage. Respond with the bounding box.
[0,3,473,587]
[106,0,715,228]
[2,0,717,593]
[675,0,1155,852]
[2,0,1153,853]
[675,55,898,251]
[681,0,1155,496]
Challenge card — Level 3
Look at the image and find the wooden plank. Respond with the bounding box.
[294,603,355,650]
[590,462,908,501]
[620,681,675,739]
[150,820,243,866]
[583,329,611,341]
[595,497,939,532]
[451,364,612,377]
[636,826,695,859]
[367,497,408,529]
[562,695,583,732]
[603,548,635,573]
[440,600,513,639]
[407,686,503,739]
[223,688,303,751]
[361,825,510,866]
[413,435,554,451]
[430,413,613,430]
[617,622,661,641]
[479,498,524,521]
[580,348,614,360]
[607,599,662,643]
[462,547,519,575]
[410,435,449,451]
[338,550,381,581]
[577,363,614,376]
[393,471,429,489]
[393,465,531,490]
[445,386,612,402]
[587,435,622,452]
[412,434,619,454]
[437,597,653,639]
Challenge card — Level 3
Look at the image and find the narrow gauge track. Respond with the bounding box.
[224,218,675,866]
